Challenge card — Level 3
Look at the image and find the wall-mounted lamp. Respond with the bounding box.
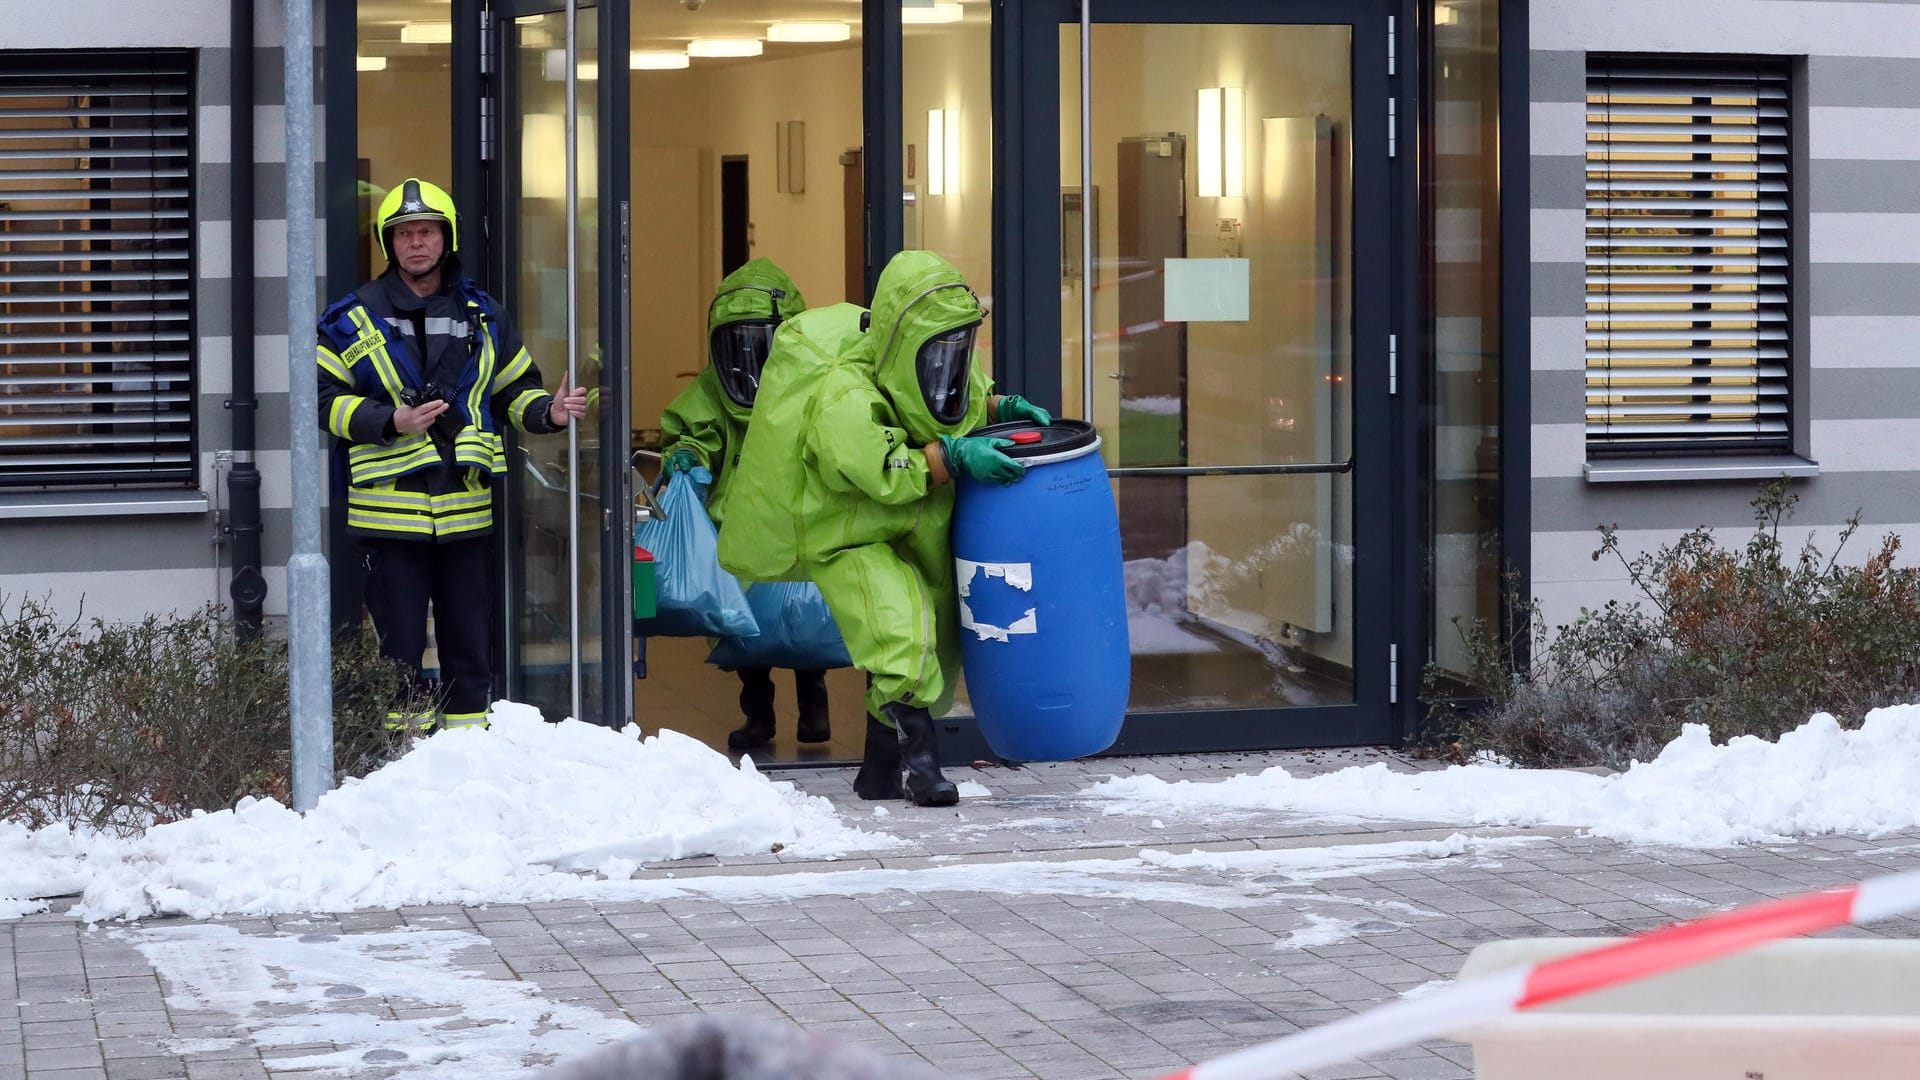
[926,107,961,195]
[776,120,806,194]
[688,38,763,58]
[1434,2,1460,25]
[521,114,598,201]
[399,22,453,45]
[543,50,599,81]
[355,55,388,72]
[1195,86,1245,198]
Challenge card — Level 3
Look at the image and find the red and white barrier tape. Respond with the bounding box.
[1155,865,1920,1080]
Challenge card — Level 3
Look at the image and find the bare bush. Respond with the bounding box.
[0,597,429,833]
[1424,483,1920,769]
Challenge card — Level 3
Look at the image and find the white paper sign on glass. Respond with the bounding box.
[1162,257,1251,322]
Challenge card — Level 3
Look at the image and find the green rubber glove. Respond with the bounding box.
[939,435,1025,485]
[664,446,701,475]
[996,394,1052,426]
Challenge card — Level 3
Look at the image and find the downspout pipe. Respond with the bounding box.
[226,0,268,639]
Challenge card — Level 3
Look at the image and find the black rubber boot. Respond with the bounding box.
[851,716,905,800]
[882,702,958,807]
[727,667,777,751]
[793,669,831,744]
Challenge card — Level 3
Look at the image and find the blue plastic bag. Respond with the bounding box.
[632,467,759,638]
[707,581,853,671]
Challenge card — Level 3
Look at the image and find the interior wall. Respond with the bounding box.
[626,46,861,441]
[355,57,453,279]
[903,19,994,370]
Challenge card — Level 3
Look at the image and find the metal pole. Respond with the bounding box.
[564,0,584,724]
[1079,0,1094,422]
[285,0,333,811]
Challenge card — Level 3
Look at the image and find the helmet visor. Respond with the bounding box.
[710,320,778,407]
[916,323,978,424]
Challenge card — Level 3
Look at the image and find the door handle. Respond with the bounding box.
[629,449,670,522]
[1107,459,1352,478]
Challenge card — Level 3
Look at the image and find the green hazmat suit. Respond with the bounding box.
[718,251,994,722]
[659,259,807,526]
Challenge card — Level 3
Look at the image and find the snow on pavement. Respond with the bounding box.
[1088,707,1920,848]
[8,705,1920,922]
[116,835,1524,1080]
[4,704,898,921]
[127,924,640,1080]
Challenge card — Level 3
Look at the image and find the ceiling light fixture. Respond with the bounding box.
[901,2,963,25]
[399,22,453,45]
[355,55,388,72]
[766,21,852,43]
[631,50,691,70]
[688,38,764,58]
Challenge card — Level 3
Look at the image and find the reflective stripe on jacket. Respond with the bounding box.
[317,276,554,539]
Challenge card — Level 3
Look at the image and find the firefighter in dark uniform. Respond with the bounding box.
[316,178,588,730]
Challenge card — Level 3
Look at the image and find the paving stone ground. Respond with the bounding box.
[4,747,1918,1080]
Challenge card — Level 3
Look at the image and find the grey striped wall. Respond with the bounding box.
[0,0,320,625]
[1529,0,1920,628]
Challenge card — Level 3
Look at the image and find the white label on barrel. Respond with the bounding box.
[955,558,1037,642]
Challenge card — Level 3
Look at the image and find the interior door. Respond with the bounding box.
[1039,0,1392,750]
[492,1,627,726]
[1115,133,1189,561]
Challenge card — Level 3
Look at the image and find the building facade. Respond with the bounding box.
[2,0,1912,765]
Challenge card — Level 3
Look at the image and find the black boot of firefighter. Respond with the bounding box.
[882,702,958,807]
[793,669,831,744]
[727,667,777,751]
[852,715,905,800]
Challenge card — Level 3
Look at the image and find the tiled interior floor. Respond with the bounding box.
[638,621,1351,767]
[635,635,870,763]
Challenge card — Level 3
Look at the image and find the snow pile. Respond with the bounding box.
[1089,708,1920,847]
[0,820,105,920]
[2,705,896,921]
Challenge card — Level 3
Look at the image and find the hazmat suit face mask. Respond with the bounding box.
[709,319,778,408]
[706,282,789,409]
[915,322,980,425]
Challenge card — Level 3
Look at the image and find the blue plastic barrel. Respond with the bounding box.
[952,419,1130,761]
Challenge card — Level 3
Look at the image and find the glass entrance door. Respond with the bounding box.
[1037,1,1393,748]
[496,4,610,724]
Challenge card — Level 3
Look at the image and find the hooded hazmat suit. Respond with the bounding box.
[718,253,994,738]
[660,258,808,529]
[660,260,830,751]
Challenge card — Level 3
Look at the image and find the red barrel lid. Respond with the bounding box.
[1009,430,1044,444]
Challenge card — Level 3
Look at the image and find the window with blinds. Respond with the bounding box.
[1585,57,1790,455]
[0,50,195,490]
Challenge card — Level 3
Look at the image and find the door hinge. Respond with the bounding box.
[1387,97,1398,157]
[1389,333,1399,395]
[1387,15,1397,77]
[479,9,494,76]
[480,95,495,161]
[1389,643,1400,704]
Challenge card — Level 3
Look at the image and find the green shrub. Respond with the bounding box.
[0,597,430,833]
[1424,483,1920,769]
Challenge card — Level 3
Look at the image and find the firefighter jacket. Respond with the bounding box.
[316,272,561,539]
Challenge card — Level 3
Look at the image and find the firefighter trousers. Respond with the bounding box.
[361,534,494,727]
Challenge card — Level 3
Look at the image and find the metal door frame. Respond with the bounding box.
[484,0,632,728]
[980,0,1416,755]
